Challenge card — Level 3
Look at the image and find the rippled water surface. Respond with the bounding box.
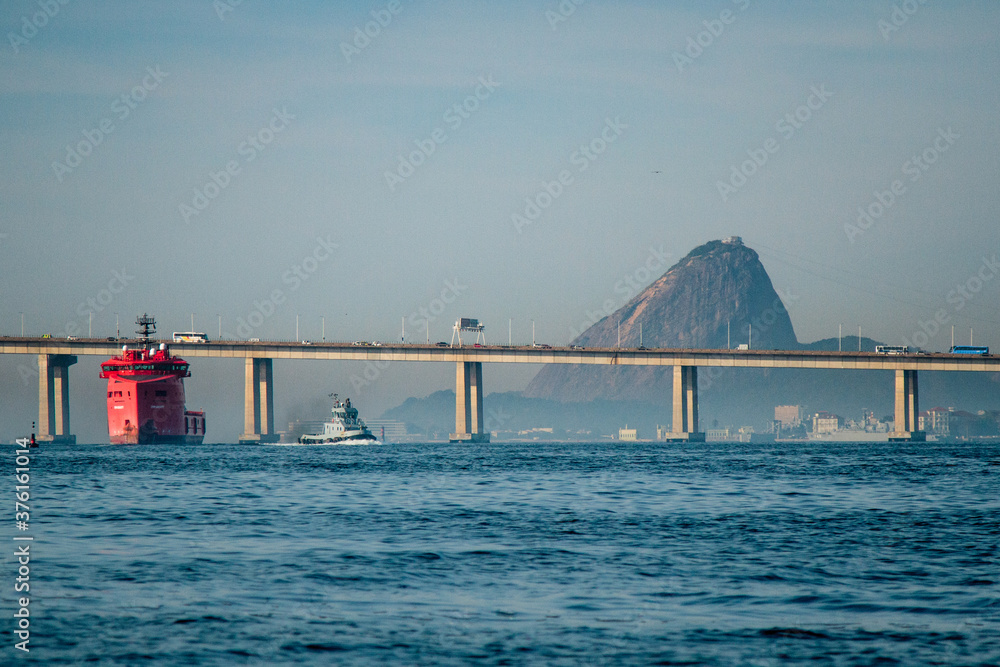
[9,441,1000,664]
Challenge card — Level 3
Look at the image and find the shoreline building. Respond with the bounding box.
[812,411,843,435]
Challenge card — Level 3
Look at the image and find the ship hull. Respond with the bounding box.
[109,433,206,445]
[298,430,378,445]
[105,374,205,445]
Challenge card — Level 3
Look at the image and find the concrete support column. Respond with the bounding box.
[37,354,77,444]
[450,361,489,443]
[470,361,484,435]
[665,365,705,442]
[454,361,471,435]
[890,369,925,442]
[240,357,278,444]
[258,357,275,438]
[243,357,259,437]
[38,355,53,439]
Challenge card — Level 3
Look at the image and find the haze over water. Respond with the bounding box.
[4,2,1000,438]
[19,440,1000,665]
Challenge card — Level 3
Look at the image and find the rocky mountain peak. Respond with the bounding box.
[524,237,799,401]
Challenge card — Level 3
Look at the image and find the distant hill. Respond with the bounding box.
[524,237,798,403]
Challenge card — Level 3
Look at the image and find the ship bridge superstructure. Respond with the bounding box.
[100,345,190,380]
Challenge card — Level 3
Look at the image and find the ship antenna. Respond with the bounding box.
[135,313,156,341]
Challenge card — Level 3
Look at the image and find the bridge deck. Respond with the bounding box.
[2,338,997,372]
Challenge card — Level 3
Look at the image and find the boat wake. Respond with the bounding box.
[267,439,382,447]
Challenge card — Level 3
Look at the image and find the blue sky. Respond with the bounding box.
[2,1,999,440]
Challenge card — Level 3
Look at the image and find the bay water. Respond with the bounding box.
[7,441,1000,665]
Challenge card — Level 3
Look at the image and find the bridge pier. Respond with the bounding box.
[239,358,279,444]
[450,361,489,443]
[889,369,925,442]
[38,354,77,444]
[664,365,705,442]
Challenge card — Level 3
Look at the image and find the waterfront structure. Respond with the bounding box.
[812,412,843,435]
[919,407,954,435]
[774,405,803,427]
[364,419,408,440]
[5,338,1000,443]
[705,428,730,442]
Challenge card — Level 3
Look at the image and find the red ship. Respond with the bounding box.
[100,314,206,444]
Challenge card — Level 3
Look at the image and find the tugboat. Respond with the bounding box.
[100,314,206,444]
[298,394,378,444]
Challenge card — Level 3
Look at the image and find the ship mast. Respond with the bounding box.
[135,313,157,341]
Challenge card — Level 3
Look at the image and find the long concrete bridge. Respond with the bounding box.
[2,337,998,443]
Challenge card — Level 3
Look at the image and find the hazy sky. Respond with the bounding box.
[2,1,999,441]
